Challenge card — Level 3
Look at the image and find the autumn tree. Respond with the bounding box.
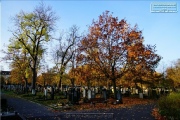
[8,3,57,94]
[76,64,95,87]
[52,25,79,90]
[128,44,161,91]
[37,70,56,87]
[0,76,5,85]
[10,59,32,93]
[2,40,32,93]
[166,59,180,87]
[78,11,161,99]
[68,63,108,88]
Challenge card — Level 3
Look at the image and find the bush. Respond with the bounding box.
[1,98,7,111]
[158,92,180,119]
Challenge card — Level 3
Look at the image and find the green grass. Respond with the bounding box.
[2,89,70,110]
[1,89,15,95]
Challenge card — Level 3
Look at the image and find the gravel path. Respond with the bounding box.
[1,93,156,120]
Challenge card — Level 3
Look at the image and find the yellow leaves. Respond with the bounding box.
[25,13,34,20]
[166,60,180,85]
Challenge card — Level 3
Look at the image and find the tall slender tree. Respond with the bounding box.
[8,2,57,94]
[52,25,80,90]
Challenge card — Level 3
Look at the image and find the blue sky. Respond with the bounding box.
[0,0,180,72]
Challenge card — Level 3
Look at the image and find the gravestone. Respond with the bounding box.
[122,88,126,94]
[95,87,98,94]
[77,88,81,101]
[51,86,54,100]
[82,88,86,98]
[106,90,110,99]
[44,87,47,100]
[117,90,122,104]
[102,88,107,100]
[139,93,143,99]
[91,89,95,98]
[68,88,75,104]
[135,89,138,94]
[88,89,91,99]
[73,89,78,103]
[64,91,67,99]
[152,88,157,99]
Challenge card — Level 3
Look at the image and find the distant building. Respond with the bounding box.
[0,71,11,84]
[0,71,11,75]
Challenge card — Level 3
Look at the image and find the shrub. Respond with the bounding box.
[1,98,7,111]
[158,92,180,119]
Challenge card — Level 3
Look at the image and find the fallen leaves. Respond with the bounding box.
[72,97,155,111]
[152,108,167,120]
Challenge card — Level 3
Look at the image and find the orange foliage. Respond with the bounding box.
[77,11,161,97]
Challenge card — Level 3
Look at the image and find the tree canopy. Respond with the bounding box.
[166,59,180,87]
[7,2,58,94]
[2,7,164,96]
[78,11,161,98]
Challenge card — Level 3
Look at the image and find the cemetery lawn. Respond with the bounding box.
[72,97,155,111]
[2,90,68,108]
[2,90,156,112]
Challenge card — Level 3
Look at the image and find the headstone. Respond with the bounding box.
[135,89,138,94]
[77,88,80,101]
[74,89,78,103]
[160,88,164,95]
[51,87,54,100]
[117,90,122,104]
[117,90,120,100]
[64,91,67,99]
[44,87,47,100]
[95,87,98,94]
[152,89,157,99]
[91,90,95,98]
[144,88,148,96]
[106,90,110,99]
[122,88,126,94]
[88,89,91,99]
[165,89,169,94]
[68,88,74,103]
[102,89,107,100]
[82,88,86,98]
[132,88,136,94]
[139,93,143,98]
[71,88,75,103]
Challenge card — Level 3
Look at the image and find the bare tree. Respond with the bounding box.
[52,25,80,90]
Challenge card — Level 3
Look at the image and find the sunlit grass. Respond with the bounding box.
[2,89,69,109]
[1,89,16,96]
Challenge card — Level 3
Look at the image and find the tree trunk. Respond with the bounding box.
[112,79,117,99]
[58,66,65,91]
[32,69,37,95]
[24,77,28,94]
[58,76,62,91]
[71,78,75,88]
